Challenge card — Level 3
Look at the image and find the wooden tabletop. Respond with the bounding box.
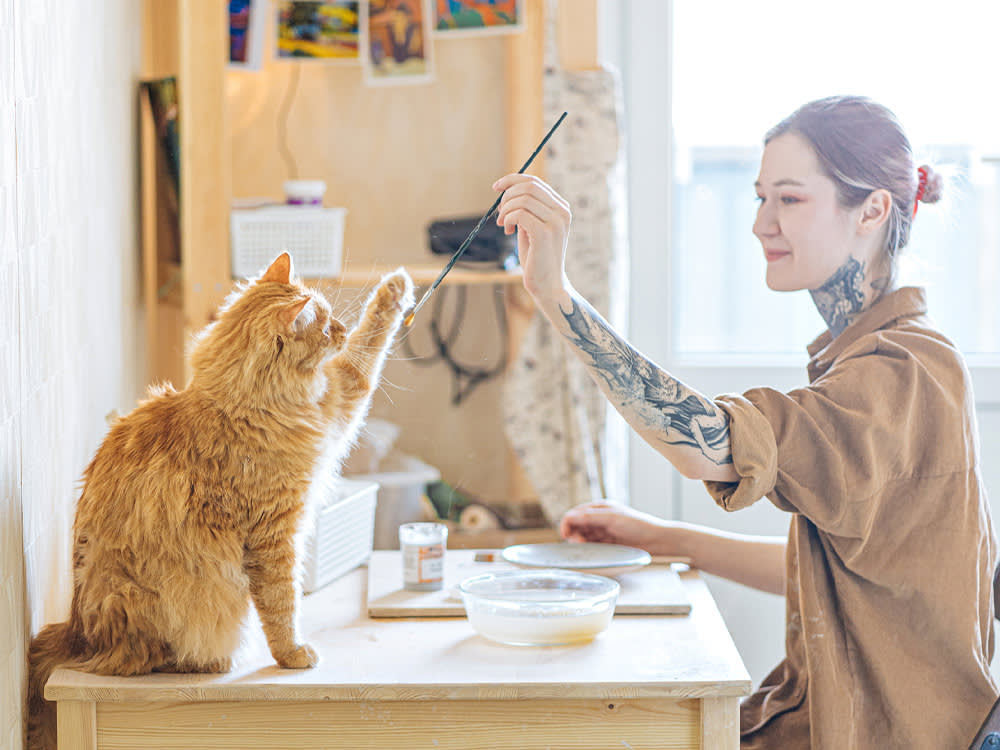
[46,555,751,704]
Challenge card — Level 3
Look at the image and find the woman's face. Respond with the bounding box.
[753,133,864,292]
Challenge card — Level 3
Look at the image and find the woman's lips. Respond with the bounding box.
[765,249,790,262]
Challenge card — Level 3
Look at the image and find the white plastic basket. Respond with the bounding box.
[230,205,347,279]
[302,478,378,594]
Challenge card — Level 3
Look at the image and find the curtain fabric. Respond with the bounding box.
[502,61,628,523]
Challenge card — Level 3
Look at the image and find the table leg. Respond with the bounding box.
[701,696,739,749]
[57,701,97,750]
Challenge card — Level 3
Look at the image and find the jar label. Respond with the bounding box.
[403,543,444,585]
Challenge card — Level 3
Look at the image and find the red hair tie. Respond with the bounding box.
[913,166,928,217]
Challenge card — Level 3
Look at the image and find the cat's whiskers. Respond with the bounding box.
[373,375,415,401]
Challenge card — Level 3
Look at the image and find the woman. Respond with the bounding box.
[493,96,998,748]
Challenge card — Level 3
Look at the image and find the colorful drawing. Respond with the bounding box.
[434,0,520,33]
[229,0,265,69]
[363,0,435,85]
[277,0,361,60]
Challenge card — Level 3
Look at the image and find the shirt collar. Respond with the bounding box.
[806,287,928,381]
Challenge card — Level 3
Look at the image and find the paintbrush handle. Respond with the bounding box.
[406,111,569,325]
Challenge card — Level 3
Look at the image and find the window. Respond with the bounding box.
[669,1,1000,358]
[601,0,1000,515]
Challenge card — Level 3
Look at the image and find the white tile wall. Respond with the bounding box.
[2,1,143,746]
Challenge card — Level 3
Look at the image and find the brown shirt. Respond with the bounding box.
[704,287,998,749]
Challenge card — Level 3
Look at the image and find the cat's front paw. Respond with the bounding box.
[375,268,415,314]
[274,643,319,669]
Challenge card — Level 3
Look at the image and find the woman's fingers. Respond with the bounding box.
[494,174,571,215]
[559,502,625,541]
[494,196,548,236]
[492,173,572,301]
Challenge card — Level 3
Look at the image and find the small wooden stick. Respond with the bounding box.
[404,111,569,327]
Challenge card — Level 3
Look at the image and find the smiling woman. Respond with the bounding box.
[753,98,944,337]
[493,90,998,748]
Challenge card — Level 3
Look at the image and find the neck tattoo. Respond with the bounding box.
[810,256,867,338]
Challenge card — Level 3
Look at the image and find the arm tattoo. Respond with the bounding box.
[559,296,733,467]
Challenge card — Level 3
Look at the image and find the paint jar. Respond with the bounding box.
[399,522,448,591]
[283,179,326,206]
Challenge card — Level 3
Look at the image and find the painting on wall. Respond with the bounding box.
[433,0,521,35]
[229,0,266,69]
[362,0,435,85]
[276,0,362,61]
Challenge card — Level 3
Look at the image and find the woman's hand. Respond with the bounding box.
[559,502,681,558]
[493,174,572,305]
[561,503,788,595]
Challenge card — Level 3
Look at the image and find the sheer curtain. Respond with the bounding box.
[501,2,629,523]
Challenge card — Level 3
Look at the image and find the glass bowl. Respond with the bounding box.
[457,569,620,646]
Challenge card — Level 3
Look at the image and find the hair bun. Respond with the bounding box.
[917,164,944,204]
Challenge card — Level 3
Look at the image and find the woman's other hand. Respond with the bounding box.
[493,174,572,305]
[559,502,680,557]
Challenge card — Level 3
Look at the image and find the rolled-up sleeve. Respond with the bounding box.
[704,337,972,538]
[703,393,778,511]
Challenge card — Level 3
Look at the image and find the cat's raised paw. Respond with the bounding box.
[275,643,319,669]
[375,268,415,312]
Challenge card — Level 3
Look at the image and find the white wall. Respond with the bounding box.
[0,1,143,745]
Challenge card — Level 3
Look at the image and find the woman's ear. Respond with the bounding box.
[858,189,892,235]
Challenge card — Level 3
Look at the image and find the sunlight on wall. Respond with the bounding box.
[1,1,143,744]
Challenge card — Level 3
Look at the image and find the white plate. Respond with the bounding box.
[500,542,652,577]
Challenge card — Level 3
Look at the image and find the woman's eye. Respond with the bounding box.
[780,196,800,205]
[754,195,765,204]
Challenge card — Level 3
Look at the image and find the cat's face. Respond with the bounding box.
[252,252,346,373]
[277,291,347,372]
[189,253,347,391]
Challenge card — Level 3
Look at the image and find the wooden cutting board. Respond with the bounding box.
[366,549,691,618]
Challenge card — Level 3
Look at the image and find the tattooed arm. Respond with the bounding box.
[548,287,739,481]
[494,172,739,482]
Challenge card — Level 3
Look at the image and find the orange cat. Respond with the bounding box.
[27,253,413,750]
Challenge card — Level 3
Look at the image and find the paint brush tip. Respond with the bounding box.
[403,312,415,327]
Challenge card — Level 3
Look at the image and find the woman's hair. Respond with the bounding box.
[765,95,943,259]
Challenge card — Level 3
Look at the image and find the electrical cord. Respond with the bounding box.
[402,283,508,405]
[276,64,301,178]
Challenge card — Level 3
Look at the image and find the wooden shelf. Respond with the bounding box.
[139,0,588,508]
[307,264,523,288]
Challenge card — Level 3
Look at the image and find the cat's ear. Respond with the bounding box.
[277,298,310,331]
[260,252,292,284]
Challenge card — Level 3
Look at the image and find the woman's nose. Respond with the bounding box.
[753,203,778,239]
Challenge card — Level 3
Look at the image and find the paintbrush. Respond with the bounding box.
[403,111,569,327]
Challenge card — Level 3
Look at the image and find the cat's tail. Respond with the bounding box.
[27,621,85,750]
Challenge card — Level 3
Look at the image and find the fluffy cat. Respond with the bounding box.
[27,253,413,750]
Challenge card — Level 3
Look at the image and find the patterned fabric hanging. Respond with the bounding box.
[502,41,629,522]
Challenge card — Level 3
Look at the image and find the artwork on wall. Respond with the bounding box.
[276,0,362,61]
[229,0,267,69]
[433,0,521,35]
[362,0,435,85]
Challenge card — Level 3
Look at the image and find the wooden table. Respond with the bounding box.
[47,554,751,750]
